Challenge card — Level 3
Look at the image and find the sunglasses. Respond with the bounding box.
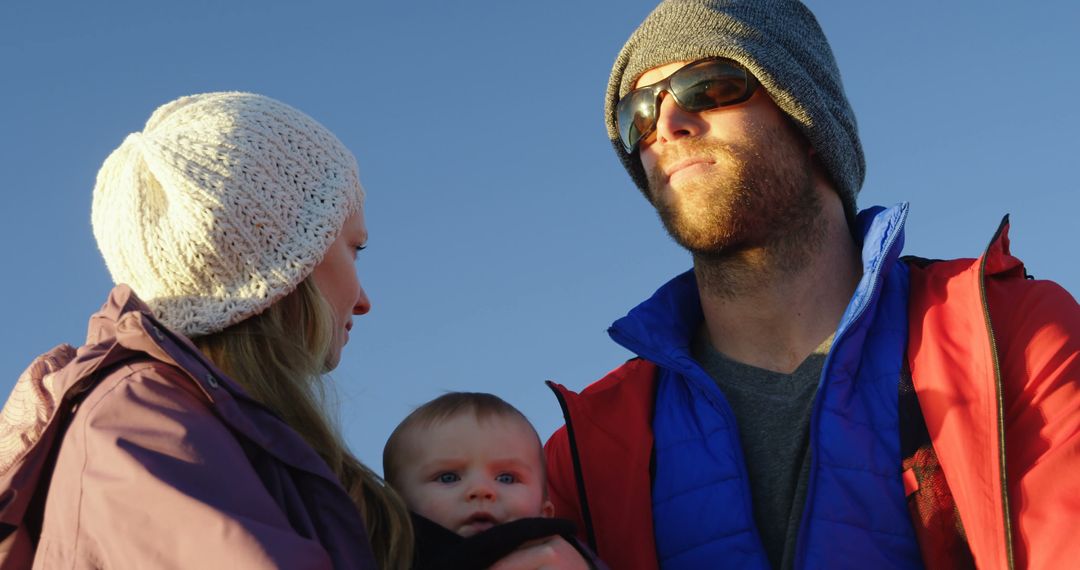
[616,58,759,153]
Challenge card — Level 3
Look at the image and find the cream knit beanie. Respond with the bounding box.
[91,92,364,337]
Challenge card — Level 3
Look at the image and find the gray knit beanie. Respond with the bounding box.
[605,0,864,219]
[91,92,365,337]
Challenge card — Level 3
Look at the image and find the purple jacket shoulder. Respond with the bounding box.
[1,286,376,569]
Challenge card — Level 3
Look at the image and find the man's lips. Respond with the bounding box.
[664,156,715,180]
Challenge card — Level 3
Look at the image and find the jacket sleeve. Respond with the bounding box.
[544,426,588,545]
[989,277,1080,569]
[35,362,334,569]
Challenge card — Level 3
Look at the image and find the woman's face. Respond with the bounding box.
[311,208,370,370]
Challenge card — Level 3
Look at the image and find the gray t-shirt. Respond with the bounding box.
[691,331,831,570]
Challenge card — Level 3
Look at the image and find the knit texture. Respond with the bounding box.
[91,92,364,337]
[605,0,864,220]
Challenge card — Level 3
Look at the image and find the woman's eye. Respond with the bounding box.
[436,472,459,484]
[495,473,516,484]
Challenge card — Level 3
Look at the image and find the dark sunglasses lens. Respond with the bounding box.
[617,59,753,152]
[671,60,751,111]
[617,87,658,151]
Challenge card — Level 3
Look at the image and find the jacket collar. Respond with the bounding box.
[75,285,345,486]
[608,203,911,365]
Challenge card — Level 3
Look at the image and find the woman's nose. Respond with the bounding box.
[352,284,371,315]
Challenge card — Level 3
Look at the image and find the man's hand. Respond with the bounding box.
[487,536,590,570]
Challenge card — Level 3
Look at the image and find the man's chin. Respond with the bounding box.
[659,213,743,256]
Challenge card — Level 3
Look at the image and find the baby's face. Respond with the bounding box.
[394,413,554,537]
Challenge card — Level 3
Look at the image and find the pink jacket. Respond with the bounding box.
[0,286,376,569]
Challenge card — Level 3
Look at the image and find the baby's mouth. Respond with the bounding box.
[459,512,500,537]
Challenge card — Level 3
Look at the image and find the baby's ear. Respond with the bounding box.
[541,499,555,518]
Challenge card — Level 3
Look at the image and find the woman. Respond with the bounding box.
[1,91,592,570]
[2,92,408,568]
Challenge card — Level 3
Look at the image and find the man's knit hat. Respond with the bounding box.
[605,0,864,219]
[91,92,365,337]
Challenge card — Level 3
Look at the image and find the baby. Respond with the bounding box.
[383,392,577,568]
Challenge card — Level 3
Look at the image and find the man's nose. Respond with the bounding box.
[652,92,705,145]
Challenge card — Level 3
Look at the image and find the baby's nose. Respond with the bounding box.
[467,483,495,501]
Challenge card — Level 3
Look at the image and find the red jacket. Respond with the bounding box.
[545,220,1079,570]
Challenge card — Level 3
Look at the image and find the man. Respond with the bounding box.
[544,1,1080,569]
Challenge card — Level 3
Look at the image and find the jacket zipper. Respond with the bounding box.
[794,204,909,569]
[546,381,599,554]
[979,216,1014,570]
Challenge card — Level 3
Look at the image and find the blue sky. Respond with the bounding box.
[2,0,1077,473]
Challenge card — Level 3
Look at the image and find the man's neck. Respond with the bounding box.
[694,210,861,375]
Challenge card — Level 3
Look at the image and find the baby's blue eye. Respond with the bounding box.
[495,473,517,484]
[436,472,459,484]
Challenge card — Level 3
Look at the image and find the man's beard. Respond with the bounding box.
[644,122,824,270]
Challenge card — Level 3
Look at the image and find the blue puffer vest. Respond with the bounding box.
[607,205,924,569]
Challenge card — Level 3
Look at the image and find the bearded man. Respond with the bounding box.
[544,1,1080,569]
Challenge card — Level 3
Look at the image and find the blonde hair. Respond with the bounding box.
[194,278,412,569]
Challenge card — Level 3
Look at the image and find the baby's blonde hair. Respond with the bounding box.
[382,392,545,491]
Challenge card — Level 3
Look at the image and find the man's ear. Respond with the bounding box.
[541,499,555,518]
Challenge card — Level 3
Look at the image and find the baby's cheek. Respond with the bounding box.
[410,492,457,529]
[511,486,550,520]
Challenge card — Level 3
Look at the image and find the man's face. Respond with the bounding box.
[633,60,821,258]
[393,413,554,537]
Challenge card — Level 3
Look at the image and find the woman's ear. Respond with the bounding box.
[542,499,555,518]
